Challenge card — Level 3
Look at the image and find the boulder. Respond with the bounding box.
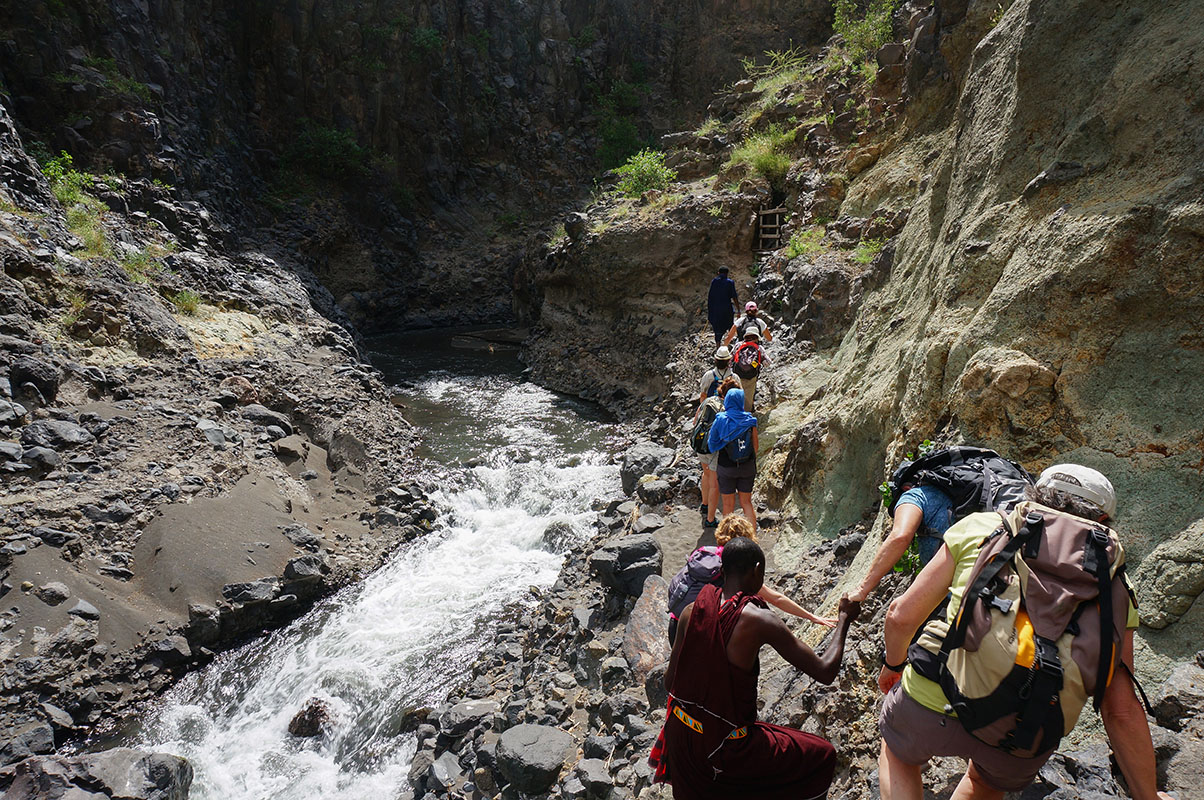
[441,699,500,737]
[9,356,60,402]
[186,604,220,645]
[495,723,574,794]
[32,527,77,547]
[288,697,334,738]
[636,479,672,505]
[575,758,613,797]
[589,534,663,596]
[1135,518,1204,629]
[619,442,674,495]
[623,574,671,684]
[0,721,54,766]
[428,751,463,790]
[282,524,321,552]
[68,600,100,620]
[34,582,70,606]
[540,519,578,552]
[631,513,666,534]
[20,420,95,449]
[221,578,280,604]
[283,554,327,582]
[0,400,26,426]
[1150,663,1204,732]
[20,446,61,471]
[240,404,293,434]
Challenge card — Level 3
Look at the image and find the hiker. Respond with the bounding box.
[666,515,836,642]
[848,484,952,602]
[706,388,758,530]
[697,347,733,404]
[694,375,739,528]
[653,537,861,799]
[706,266,740,344]
[730,328,768,412]
[876,465,1173,800]
[850,446,1033,602]
[723,301,772,347]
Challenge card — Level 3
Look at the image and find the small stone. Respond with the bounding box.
[282,524,321,551]
[21,446,61,470]
[300,469,319,480]
[68,599,100,620]
[34,581,71,606]
[20,419,95,449]
[575,758,614,797]
[240,403,293,434]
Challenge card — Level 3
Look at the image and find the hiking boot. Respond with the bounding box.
[703,519,719,529]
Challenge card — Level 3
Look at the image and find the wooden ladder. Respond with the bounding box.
[756,206,787,252]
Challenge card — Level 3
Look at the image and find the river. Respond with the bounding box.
[130,329,620,799]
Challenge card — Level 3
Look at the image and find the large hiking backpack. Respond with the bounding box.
[690,398,722,455]
[887,446,1034,521]
[667,546,724,617]
[908,502,1135,758]
[723,428,755,463]
[732,342,762,379]
[736,317,763,341]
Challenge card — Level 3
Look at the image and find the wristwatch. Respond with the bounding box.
[881,650,907,672]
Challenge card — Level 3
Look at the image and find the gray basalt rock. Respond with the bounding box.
[1150,663,1204,732]
[622,575,670,685]
[441,699,500,737]
[495,723,574,794]
[589,534,663,596]
[20,420,94,449]
[619,442,674,495]
[288,697,334,738]
[221,578,280,604]
[240,404,293,434]
[1135,518,1204,630]
[0,721,54,766]
[9,356,60,402]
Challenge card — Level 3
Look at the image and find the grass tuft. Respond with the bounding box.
[169,289,202,316]
[852,237,886,264]
[784,227,827,259]
[728,124,796,189]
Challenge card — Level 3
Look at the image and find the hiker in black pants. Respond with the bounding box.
[706,266,739,344]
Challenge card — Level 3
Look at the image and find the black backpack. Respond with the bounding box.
[667,546,724,617]
[732,342,762,378]
[723,428,755,464]
[690,399,721,455]
[886,446,1034,521]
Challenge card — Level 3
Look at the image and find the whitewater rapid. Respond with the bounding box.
[133,347,619,799]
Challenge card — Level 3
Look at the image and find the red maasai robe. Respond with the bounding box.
[651,584,836,800]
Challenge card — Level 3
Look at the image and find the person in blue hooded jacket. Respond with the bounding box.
[706,388,759,531]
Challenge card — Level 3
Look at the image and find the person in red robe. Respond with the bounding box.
[655,537,860,799]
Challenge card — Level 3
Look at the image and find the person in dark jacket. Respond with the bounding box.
[707,266,739,344]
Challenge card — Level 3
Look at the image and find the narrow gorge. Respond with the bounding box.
[0,0,1202,799]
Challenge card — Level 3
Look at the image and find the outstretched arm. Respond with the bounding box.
[762,596,860,684]
[1102,631,1174,800]
[878,543,955,693]
[757,583,837,627]
[722,325,737,346]
[850,503,923,602]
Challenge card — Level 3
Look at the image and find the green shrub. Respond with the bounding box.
[706,205,723,218]
[413,27,443,55]
[833,0,900,61]
[285,121,373,181]
[120,248,162,283]
[614,149,676,197]
[42,151,91,206]
[784,227,826,259]
[81,55,153,102]
[853,237,886,264]
[170,289,202,316]
[728,124,796,189]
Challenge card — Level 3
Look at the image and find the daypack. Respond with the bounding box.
[667,546,723,617]
[723,428,754,463]
[703,368,725,398]
[887,446,1034,521]
[732,342,762,378]
[690,398,722,455]
[908,502,1135,759]
[736,317,763,340]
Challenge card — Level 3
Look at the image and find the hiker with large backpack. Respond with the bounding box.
[730,328,768,412]
[692,374,738,529]
[706,388,759,530]
[722,301,772,347]
[849,445,1034,603]
[876,465,1172,800]
[665,515,836,642]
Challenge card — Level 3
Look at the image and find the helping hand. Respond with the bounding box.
[838,594,862,624]
[812,615,838,629]
[878,665,902,695]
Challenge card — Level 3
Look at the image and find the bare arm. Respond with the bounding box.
[752,427,759,452]
[734,597,860,684]
[665,603,693,694]
[722,325,737,346]
[1102,631,1173,800]
[878,543,955,693]
[850,503,923,602]
[757,583,837,626]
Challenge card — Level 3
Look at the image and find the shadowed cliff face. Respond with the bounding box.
[0,0,830,330]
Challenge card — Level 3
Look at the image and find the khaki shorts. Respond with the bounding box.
[699,451,719,471]
[879,683,1052,793]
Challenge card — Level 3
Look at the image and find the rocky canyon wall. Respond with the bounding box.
[0,0,831,330]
